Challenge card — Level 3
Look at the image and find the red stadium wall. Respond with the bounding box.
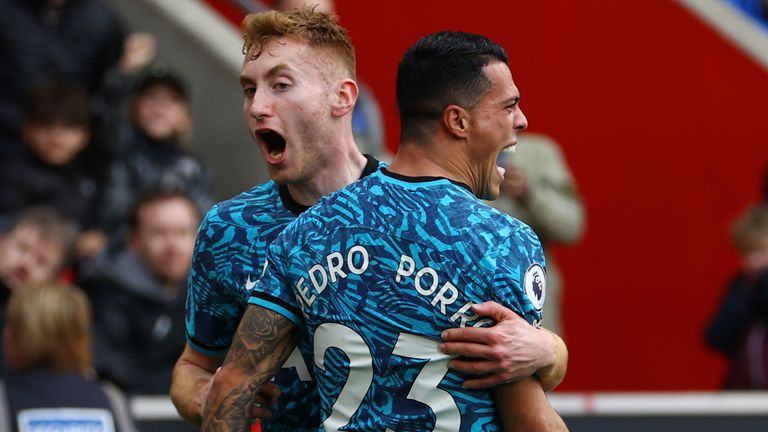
[207,0,768,391]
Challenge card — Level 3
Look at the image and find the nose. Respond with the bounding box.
[515,107,528,131]
[247,88,272,121]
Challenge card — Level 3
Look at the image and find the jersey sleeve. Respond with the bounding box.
[248,239,305,329]
[185,210,247,355]
[491,224,547,326]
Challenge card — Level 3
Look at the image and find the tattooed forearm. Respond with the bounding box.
[229,305,295,364]
[201,305,300,431]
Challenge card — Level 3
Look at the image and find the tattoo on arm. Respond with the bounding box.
[202,306,299,431]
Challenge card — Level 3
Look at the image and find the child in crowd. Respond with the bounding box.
[0,81,105,258]
[98,70,212,244]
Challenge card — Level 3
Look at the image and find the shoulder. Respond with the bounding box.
[202,181,282,227]
[461,198,541,246]
[301,177,374,229]
[195,181,293,261]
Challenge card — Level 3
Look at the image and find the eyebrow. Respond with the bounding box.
[240,63,293,87]
[499,95,521,108]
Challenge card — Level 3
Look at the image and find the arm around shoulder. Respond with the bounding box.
[201,304,300,431]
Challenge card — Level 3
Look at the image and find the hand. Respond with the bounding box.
[439,301,554,389]
[119,32,157,74]
[499,165,528,200]
[251,382,281,420]
[199,368,280,420]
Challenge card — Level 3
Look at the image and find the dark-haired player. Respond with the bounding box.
[204,30,567,431]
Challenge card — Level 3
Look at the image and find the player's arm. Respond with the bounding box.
[440,301,567,391]
[202,304,299,431]
[170,344,224,425]
[493,376,569,431]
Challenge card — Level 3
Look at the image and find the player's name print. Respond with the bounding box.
[292,245,494,328]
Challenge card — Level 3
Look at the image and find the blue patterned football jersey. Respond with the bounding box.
[250,168,547,432]
[186,155,381,431]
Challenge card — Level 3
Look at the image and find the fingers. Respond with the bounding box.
[448,358,498,375]
[251,405,272,420]
[251,383,280,421]
[441,326,495,344]
[439,341,495,359]
[449,360,525,389]
[441,302,521,343]
[252,393,272,405]
[451,359,537,389]
[471,301,518,322]
[259,382,282,400]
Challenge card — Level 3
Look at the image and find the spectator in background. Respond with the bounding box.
[0,81,106,260]
[91,32,159,181]
[0,207,78,311]
[705,203,768,389]
[1,282,136,432]
[0,207,78,375]
[98,70,213,246]
[0,0,125,159]
[79,190,200,395]
[273,0,389,160]
[95,32,158,155]
[490,132,585,337]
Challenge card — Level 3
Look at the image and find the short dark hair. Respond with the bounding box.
[136,68,189,101]
[128,189,201,232]
[24,80,91,127]
[396,31,509,142]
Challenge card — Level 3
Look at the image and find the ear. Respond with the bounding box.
[442,105,469,139]
[331,79,359,117]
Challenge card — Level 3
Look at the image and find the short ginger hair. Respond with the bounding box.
[241,5,356,79]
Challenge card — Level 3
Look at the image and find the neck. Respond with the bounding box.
[286,143,368,207]
[388,138,476,193]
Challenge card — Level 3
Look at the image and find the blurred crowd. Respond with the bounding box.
[0,0,213,428]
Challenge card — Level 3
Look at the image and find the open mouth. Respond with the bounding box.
[500,144,516,156]
[256,129,287,162]
[496,144,516,163]
[496,144,516,177]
